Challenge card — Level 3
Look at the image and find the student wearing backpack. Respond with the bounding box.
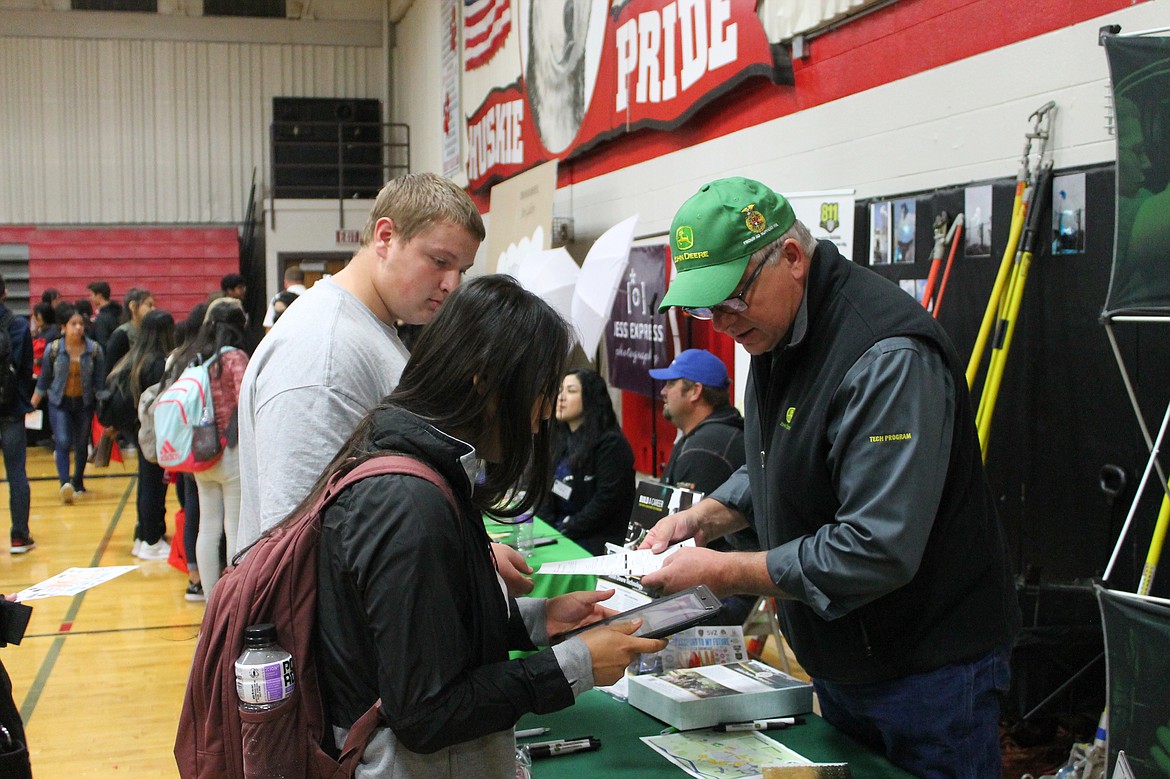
[305,276,667,777]
[164,298,249,598]
[30,307,105,503]
[124,309,177,560]
[0,276,35,554]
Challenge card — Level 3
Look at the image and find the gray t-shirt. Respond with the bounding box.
[236,277,410,550]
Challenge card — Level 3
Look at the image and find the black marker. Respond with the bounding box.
[527,737,600,758]
[712,716,805,732]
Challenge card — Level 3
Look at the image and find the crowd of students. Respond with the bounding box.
[3,274,300,599]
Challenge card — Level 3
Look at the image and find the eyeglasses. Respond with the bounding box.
[682,258,767,320]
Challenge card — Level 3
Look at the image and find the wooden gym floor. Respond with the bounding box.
[1,445,197,777]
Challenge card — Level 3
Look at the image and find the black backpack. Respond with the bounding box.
[0,310,17,412]
[96,365,138,431]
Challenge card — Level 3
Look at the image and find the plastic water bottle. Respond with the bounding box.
[515,512,535,557]
[235,623,295,712]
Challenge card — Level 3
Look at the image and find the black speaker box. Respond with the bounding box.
[272,98,383,198]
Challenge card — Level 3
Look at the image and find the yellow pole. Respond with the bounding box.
[975,234,1030,432]
[978,245,1034,458]
[1138,493,1170,595]
[967,182,1027,389]
[976,162,1053,459]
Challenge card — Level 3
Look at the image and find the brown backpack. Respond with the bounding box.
[174,455,456,779]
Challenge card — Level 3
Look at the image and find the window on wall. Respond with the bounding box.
[71,0,157,10]
[203,0,286,17]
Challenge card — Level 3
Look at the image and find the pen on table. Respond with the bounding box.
[713,716,806,732]
[526,737,601,758]
[514,727,549,739]
[524,736,596,749]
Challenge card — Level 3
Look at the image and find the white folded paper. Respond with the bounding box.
[538,540,694,577]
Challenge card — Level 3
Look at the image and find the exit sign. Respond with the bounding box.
[336,229,361,245]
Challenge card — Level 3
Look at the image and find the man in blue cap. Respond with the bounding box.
[649,349,745,498]
[640,177,1020,778]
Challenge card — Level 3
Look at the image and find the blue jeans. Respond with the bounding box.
[1,417,31,539]
[813,647,1011,779]
[48,397,92,490]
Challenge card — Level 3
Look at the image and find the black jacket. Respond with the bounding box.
[663,405,757,552]
[0,305,34,420]
[539,426,635,555]
[663,405,745,497]
[316,408,573,753]
[92,301,122,350]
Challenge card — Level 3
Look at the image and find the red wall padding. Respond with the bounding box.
[0,225,239,323]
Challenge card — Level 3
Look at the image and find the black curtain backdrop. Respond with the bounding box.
[855,164,1170,598]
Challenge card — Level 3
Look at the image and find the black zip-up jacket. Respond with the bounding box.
[316,408,573,755]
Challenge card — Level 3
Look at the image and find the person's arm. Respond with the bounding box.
[766,337,954,620]
[638,495,767,598]
[31,345,53,406]
[557,430,635,540]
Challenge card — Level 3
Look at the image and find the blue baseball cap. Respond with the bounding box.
[648,349,730,388]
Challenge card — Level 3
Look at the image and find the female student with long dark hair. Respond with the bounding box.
[294,276,665,777]
[123,309,176,559]
[539,368,636,554]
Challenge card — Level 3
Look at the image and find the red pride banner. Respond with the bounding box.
[464,0,791,194]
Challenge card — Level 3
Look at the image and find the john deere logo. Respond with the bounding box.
[676,226,694,250]
[786,407,795,424]
[742,204,767,234]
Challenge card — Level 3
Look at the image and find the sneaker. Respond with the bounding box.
[60,482,75,504]
[138,538,171,560]
[132,539,144,557]
[185,582,206,602]
[10,536,36,554]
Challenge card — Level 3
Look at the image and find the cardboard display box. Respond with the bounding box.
[627,659,814,731]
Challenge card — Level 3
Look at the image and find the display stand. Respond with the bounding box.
[1099,30,1170,594]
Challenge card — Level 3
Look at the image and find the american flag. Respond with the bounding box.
[464,0,512,71]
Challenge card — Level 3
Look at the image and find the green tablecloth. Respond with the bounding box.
[518,689,916,778]
[485,515,596,599]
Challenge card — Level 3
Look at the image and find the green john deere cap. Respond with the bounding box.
[659,177,795,312]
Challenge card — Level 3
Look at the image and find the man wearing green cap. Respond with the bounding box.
[640,177,1020,778]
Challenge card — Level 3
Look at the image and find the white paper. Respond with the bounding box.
[16,566,138,601]
[24,410,43,430]
[538,540,693,577]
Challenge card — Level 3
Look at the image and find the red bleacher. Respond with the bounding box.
[1,226,240,322]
